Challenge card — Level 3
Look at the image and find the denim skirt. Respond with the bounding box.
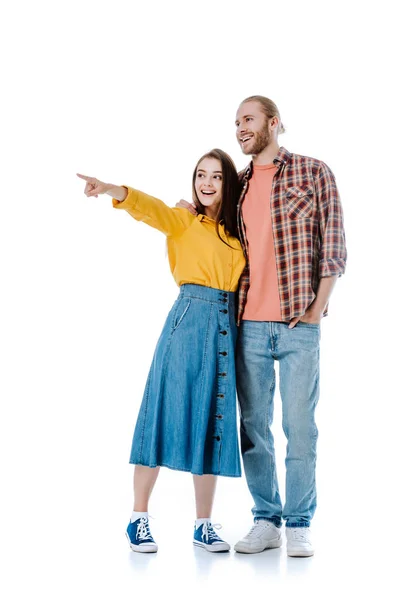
[129,284,241,477]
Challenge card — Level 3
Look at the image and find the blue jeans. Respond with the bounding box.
[236,320,320,528]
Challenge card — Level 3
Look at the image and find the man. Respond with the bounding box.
[180,95,347,557]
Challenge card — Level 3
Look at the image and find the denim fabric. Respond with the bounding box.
[129,284,241,477]
[126,518,156,545]
[236,320,320,527]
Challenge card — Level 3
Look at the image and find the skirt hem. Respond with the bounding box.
[129,460,241,478]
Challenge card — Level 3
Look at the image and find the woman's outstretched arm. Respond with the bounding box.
[77,174,127,201]
[77,174,192,236]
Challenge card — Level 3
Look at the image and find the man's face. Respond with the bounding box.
[235,101,271,156]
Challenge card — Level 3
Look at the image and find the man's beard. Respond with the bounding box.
[242,126,271,156]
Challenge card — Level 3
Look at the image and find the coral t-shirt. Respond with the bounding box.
[242,163,283,321]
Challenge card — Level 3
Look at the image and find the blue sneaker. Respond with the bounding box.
[126,517,158,553]
[193,521,230,552]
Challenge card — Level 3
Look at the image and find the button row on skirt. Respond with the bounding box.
[214,292,229,445]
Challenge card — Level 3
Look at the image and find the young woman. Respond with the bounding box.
[77,149,246,553]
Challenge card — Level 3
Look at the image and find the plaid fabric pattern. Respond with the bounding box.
[236,147,347,325]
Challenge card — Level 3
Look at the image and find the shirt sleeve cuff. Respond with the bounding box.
[319,258,346,278]
[112,186,135,209]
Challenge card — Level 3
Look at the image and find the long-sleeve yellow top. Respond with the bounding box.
[112,187,246,292]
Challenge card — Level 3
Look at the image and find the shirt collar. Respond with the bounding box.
[243,146,292,178]
[197,213,216,223]
[273,146,292,166]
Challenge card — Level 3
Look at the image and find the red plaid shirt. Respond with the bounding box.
[236,146,347,325]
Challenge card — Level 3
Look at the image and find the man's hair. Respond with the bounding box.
[241,95,286,134]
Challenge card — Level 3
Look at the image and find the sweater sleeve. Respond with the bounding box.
[112,186,193,237]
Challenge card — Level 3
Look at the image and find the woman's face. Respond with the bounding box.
[194,157,223,212]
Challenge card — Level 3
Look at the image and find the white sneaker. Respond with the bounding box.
[286,527,314,557]
[234,520,282,554]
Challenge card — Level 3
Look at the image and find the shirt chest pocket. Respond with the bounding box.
[285,184,314,219]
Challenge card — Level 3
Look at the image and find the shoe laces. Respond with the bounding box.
[201,522,223,543]
[136,517,153,541]
[290,528,310,542]
[245,520,272,539]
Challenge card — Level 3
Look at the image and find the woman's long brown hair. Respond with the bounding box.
[192,149,241,247]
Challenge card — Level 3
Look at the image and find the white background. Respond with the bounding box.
[1,1,399,598]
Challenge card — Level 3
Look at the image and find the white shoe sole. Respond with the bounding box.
[125,532,158,553]
[287,549,314,557]
[234,537,282,554]
[193,541,230,553]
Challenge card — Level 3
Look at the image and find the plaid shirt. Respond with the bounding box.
[236,146,347,325]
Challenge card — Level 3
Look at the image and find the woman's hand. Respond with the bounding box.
[76,174,128,202]
[76,173,111,197]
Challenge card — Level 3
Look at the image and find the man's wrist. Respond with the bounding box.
[305,303,324,321]
[310,307,324,319]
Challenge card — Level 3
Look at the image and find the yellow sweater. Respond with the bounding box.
[113,187,246,292]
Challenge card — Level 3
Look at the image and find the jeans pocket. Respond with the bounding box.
[297,321,320,331]
[172,298,191,331]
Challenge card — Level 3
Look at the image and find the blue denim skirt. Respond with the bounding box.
[129,284,241,477]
